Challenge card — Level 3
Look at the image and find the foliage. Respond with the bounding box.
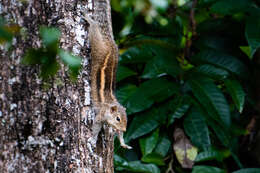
[0,22,81,80]
[22,27,81,80]
[112,0,260,172]
[1,0,260,172]
[0,17,20,48]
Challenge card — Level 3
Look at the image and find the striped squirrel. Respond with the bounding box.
[84,14,132,149]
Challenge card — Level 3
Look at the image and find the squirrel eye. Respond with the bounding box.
[116,116,120,122]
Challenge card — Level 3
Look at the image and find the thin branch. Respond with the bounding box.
[190,0,197,37]
[166,157,175,173]
[184,0,198,59]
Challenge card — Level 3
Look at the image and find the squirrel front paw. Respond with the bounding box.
[118,131,132,149]
[120,143,132,149]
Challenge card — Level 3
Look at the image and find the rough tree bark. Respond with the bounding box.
[0,0,114,172]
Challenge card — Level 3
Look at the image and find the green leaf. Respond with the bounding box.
[126,92,153,115]
[120,39,179,65]
[224,79,245,113]
[195,147,230,162]
[239,46,252,59]
[189,97,231,146]
[139,128,159,156]
[210,0,254,15]
[156,101,173,124]
[116,160,160,173]
[230,123,247,136]
[120,46,154,64]
[196,35,236,54]
[115,154,161,173]
[141,153,165,166]
[142,54,181,79]
[125,109,160,142]
[116,84,138,105]
[22,48,44,65]
[40,26,61,47]
[114,154,128,167]
[232,168,260,173]
[207,118,231,147]
[193,50,248,78]
[168,96,190,125]
[188,77,231,127]
[40,60,60,79]
[117,65,137,82]
[246,17,260,57]
[231,152,243,169]
[59,50,81,68]
[126,78,179,114]
[0,26,13,43]
[184,108,211,149]
[192,166,225,173]
[194,64,229,80]
[154,136,171,157]
[59,50,82,79]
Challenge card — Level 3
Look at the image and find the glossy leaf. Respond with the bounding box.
[184,108,211,149]
[22,48,44,65]
[40,60,60,79]
[116,160,160,173]
[232,168,260,173]
[126,78,179,114]
[195,147,230,162]
[246,17,260,57]
[117,65,137,82]
[116,84,137,105]
[120,46,154,64]
[224,79,245,113]
[154,136,171,157]
[168,96,190,125]
[114,154,128,167]
[59,50,82,79]
[126,92,153,115]
[141,153,165,166]
[195,35,236,54]
[59,50,81,69]
[188,77,231,127]
[125,109,160,142]
[207,118,231,147]
[40,26,61,47]
[240,46,251,59]
[0,26,13,43]
[142,54,180,78]
[193,50,248,78]
[192,166,225,173]
[139,128,159,156]
[210,0,254,15]
[194,64,229,80]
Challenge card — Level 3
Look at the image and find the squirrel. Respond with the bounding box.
[84,14,132,149]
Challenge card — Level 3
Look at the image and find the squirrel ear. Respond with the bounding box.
[110,106,117,113]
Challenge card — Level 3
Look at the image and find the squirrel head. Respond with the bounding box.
[104,103,127,132]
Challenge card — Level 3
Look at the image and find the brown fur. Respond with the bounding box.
[84,15,130,145]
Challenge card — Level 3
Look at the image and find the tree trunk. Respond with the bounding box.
[0,0,114,172]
